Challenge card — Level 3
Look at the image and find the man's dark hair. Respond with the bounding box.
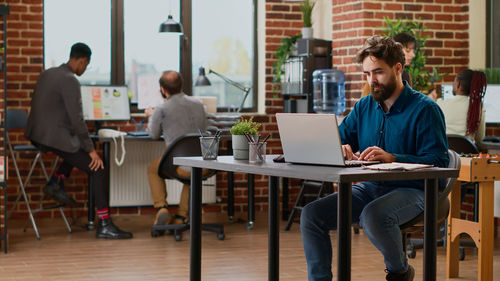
[159,71,183,95]
[355,35,405,67]
[70,42,92,60]
[392,33,417,49]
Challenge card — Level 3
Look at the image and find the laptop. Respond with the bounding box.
[276,113,379,167]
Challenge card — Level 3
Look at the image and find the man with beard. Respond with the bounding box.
[300,36,448,281]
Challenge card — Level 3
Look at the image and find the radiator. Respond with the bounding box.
[109,139,216,207]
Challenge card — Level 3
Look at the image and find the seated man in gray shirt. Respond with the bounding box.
[146,71,207,235]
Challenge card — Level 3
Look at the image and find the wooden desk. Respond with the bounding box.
[174,155,458,281]
[447,156,499,281]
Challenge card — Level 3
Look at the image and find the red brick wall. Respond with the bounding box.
[332,0,470,107]
[5,0,498,228]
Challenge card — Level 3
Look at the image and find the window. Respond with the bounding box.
[487,0,500,67]
[124,0,180,104]
[44,0,111,85]
[44,0,257,111]
[191,0,256,111]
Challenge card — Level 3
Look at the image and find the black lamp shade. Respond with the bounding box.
[195,67,211,86]
[159,14,183,33]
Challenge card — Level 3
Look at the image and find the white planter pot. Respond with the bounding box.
[232,134,257,160]
[301,27,313,39]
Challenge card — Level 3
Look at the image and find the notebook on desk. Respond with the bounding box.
[276,113,379,167]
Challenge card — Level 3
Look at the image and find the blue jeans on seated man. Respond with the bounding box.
[300,182,424,281]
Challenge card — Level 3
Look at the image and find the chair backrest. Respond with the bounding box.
[447,134,479,154]
[5,109,29,131]
[400,149,460,230]
[157,133,216,184]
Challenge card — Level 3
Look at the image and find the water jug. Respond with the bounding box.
[312,69,345,115]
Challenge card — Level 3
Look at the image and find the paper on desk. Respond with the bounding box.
[362,162,433,171]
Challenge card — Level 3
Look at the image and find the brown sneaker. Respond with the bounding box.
[151,207,169,237]
[153,207,169,226]
[385,264,414,281]
[170,214,188,225]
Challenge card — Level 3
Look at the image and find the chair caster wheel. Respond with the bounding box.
[246,221,254,230]
[459,247,465,261]
[217,233,225,240]
[175,234,183,241]
[86,221,95,230]
[151,229,165,237]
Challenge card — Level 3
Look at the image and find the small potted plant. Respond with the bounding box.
[230,117,261,160]
[300,0,316,39]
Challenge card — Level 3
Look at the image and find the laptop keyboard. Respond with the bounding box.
[344,160,380,167]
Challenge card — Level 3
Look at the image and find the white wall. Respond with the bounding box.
[469,1,487,69]
[312,0,333,40]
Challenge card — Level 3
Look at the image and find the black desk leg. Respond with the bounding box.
[281,178,289,220]
[424,178,438,281]
[190,167,203,281]
[228,171,234,223]
[248,174,255,229]
[268,176,279,281]
[337,182,352,281]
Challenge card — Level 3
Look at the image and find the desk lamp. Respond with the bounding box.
[195,67,251,112]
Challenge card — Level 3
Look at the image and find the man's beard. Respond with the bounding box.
[371,75,397,102]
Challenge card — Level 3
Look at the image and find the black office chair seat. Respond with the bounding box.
[400,149,460,259]
[13,144,38,151]
[151,133,224,241]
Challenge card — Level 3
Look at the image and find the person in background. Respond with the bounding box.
[25,42,132,239]
[146,71,207,235]
[436,69,487,143]
[361,33,416,98]
[300,35,448,281]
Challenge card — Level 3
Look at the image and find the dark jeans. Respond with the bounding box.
[35,143,108,210]
[300,182,425,280]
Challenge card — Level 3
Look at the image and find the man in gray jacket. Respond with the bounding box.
[146,70,207,234]
[25,42,132,239]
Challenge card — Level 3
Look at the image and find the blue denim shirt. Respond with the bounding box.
[339,82,449,189]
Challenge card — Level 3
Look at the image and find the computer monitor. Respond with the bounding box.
[80,85,130,121]
[441,83,500,124]
[441,84,454,100]
[483,84,500,123]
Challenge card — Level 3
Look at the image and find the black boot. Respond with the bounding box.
[385,264,415,281]
[43,177,76,206]
[96,218,133,239]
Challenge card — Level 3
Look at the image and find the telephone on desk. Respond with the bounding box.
[98,129,127,166]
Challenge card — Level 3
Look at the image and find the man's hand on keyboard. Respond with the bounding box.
[359,146,396,163]
[342,144,359,160]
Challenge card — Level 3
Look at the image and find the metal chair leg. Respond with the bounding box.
[8,141,41,239]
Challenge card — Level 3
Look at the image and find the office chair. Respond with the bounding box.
[5,110,72,240]
[284,180,333,231]
[447,134,479,155]
[400,149,460,259]
[151,134,225,241]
